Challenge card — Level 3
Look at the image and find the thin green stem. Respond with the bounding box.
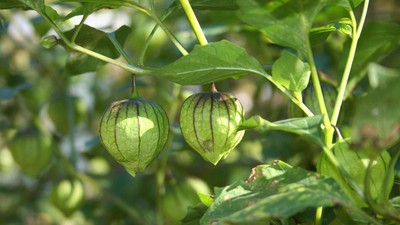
[74,45,150,74]
[330,0,369,127]
[139,4,184,65]
[108,32,135,65]
[36,6,152,75]
[180,0,208,45]
[305,40,333,146]
[71,14,88,43]
[315,207,323,225]
[150,13,189,55]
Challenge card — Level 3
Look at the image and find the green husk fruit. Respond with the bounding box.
[179,86,245,165]
[99,97,169,176]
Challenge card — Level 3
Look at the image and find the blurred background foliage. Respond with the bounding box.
[0,0,400,224]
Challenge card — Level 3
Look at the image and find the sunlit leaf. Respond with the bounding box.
[200,161,350,224]
[272,50,311,93]
[156,40,267,85]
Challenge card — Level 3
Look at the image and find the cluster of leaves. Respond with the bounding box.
[1,0,400,225]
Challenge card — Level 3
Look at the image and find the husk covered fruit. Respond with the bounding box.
[179,88,245,165]
[8,127,54,177]
[99,97,169,176]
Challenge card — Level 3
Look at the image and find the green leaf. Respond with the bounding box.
[237,0,328,56]
[190,0,238,10]
[200,161,350,224]
[156,40,266,85]
[63,25,131,75]
[318,141,393,207]
[240,115,324,147]
[0,0,29,9]
[197,193,214,207]
[272,50,311,93]
[181,203,208,225]
[17,0,62,25]
[346,21,400,93]
[64,2,122,20]
[351,76,400,149]
[60,0,150,12]
[329,0,364,11]
[310,18,352,44]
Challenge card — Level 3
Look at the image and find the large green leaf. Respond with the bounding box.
[156,40,266,85]
[272,50,311,93]
[237,0,328,56]
[200,161,350,224]
[318,141,393,207]
[240,115,324,147]
[63,25,131,75]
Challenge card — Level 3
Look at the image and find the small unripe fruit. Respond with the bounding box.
[179,89,245,165]
[8,127,54,177]
[99,98,169,176]
[50,178,84,217]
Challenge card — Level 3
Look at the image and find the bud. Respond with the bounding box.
[40,35,58,49]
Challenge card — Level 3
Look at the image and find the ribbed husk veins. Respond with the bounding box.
[99,98,169,176]
[179,92,245,165]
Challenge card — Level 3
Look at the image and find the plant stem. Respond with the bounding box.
[315,207,323,225]
[305,40,333,146]
[330,1,369,127]
[150,13,189,56]
[139,3,186,65]
[71,14,88,43]
[180,0,208,45]
[37,9,151,75]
